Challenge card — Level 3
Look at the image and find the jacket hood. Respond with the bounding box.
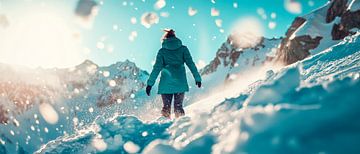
[162,37,182,50]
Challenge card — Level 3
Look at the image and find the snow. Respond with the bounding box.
[154,0,166,10]
[140,12,159,28]
[123,141,140,153]
[347,0,360,11]
[23,30,360,154]
[188,7,197,16]
[1,2,360,153]
[268,21,276,29]
[233,2,238,8]
[92,138,107,152]
[130,17,137,24]
[160,12,170,18]
[142,33,360,153]
[290,3,341,54]
[211,8,220,16]
[129,31,138,41]
[284,0,302,14]
[215,19,222,27]
[38,103,59,125]
[270,12,276,19]
[102,71,110,77]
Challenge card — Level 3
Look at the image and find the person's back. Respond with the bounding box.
[146,29,202,118]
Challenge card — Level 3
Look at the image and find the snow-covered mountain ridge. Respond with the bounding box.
[0,59,149,153]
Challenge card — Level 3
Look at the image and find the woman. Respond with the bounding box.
[146,29,202,118]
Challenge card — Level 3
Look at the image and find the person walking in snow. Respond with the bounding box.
[146,29,202,118]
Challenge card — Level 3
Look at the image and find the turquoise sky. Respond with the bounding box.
[0,0,328,71]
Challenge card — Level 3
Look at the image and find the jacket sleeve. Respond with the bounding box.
[184,47,202,82]
[147,51,164,86]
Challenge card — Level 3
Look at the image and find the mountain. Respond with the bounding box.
[0,59,149,153]
[1,0,360,153]
[201,36,281,78]
[276,0,360,65]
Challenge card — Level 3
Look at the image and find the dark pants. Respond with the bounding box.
[161,93,185,118]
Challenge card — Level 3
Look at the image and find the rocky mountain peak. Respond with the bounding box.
[275,0,360,65]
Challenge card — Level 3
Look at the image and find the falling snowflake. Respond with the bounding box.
[10,130,15,136]
[188,7,198,16]
[74,88,80,94]
[271,12,277,19]
[92,138,107,152]
[142,131,148,137]
[268,21,276,29]
[160,12,169,18]
[31,125,35,131]
[211,8,220,16]
[39,103,59,124]
[130,93,135,98]
[96,42,105,50]
[256,8,267,20]
[154,0,166,10]
[88,107,94,113]
[284,0,302,14]
[74,0,98,29]
[107,45,114,53]
[117,99,122,104]
[44,127,49,133]
[73,117,79,126]
[112,24,119,31]
[130,17,137,24]
[109,80,117,87]
[215,19,222,27]
[128,31,138,42]
[233,2,238,8]
[257,8,265,16]
[123,141,140,153]
[141,12,159,28]
[196,60,207,69]
[13,118,20,127]
[103,71,110,77]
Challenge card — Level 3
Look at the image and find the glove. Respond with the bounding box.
[196,81,202,88]
[146,85,152,96]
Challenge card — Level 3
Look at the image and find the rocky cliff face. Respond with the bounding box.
[200,36,280,76]
[276,0,360,65]
[276,17,323,65]
[330,0,360,40]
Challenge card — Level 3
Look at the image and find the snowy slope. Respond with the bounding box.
[184,37,281,109]
[33,32,360,154]
[145,32,360,154]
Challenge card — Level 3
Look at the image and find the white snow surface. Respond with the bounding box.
[8,31,358,154]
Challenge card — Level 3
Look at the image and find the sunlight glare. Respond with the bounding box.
[230,17,264,48]
[0,11,84,68]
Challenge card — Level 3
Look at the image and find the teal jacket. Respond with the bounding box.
[147,37,202,94]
